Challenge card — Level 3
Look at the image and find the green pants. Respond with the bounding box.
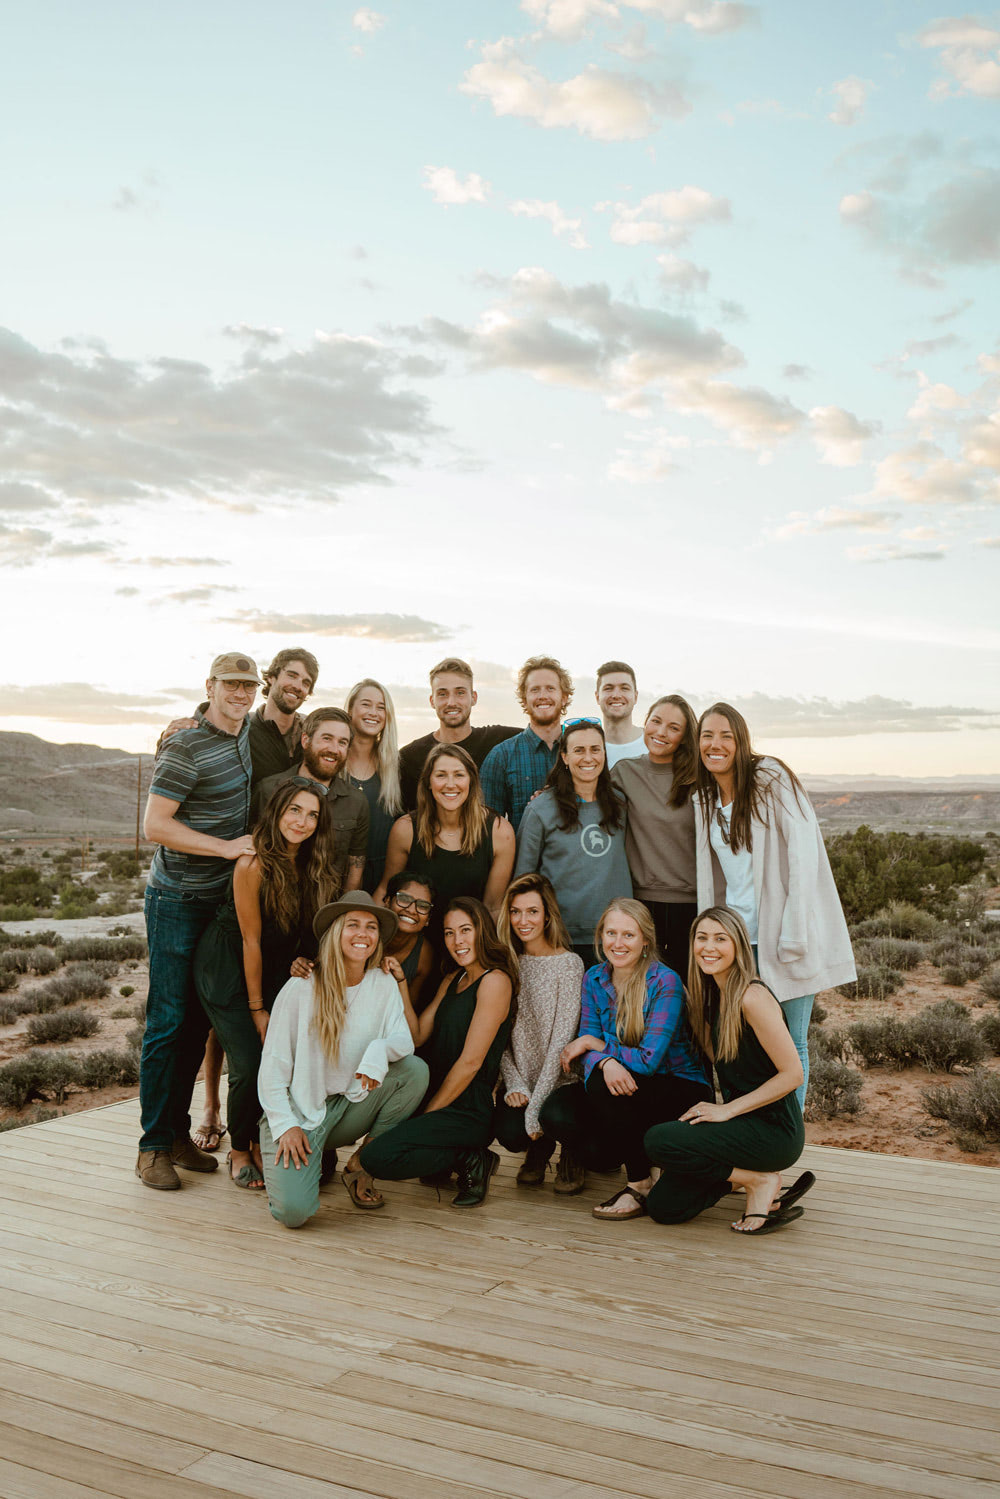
[260,1055,428,1228]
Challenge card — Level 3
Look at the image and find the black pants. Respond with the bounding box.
[644,901,697,985]
[492,1097,563,1154]
[359,1104,492,1181]
[538,1067,712,1180]
[644,1112,805,1223]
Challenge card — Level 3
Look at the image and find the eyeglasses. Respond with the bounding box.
[289,775,328,797]
[221,681,257,698]
[392,891,432,915]
[562,716,601,733]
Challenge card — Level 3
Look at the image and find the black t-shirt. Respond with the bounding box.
[398,724,519,810]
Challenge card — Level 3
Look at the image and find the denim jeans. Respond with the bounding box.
[781,993,814,1111]
[139,887,220,1151]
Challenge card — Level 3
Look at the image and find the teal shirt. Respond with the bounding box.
[514,789,632,944]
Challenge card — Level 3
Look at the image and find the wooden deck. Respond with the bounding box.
[1,1092,998,1499]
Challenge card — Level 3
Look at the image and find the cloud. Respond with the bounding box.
[918,16,1000,99]
[671,379,804,446]
[839,165,1000,277]
[509,199,589,248]
[0,524,53,567]
[829,75,872,126]
[598,185,731,245]
[847,542,948,563]
[607,427,689,482]
[809,405,880,466]
[222,323,284,346]
[156,586,240,605]
[128,555,228,569]
[521,0,755,39]
[0,326,438,526]
[0,481,56,513]
[461,41,689,140]
[112,171,161,215]
[352,8,386,32]
[0,683,185,725]
[725,691,995,737]
[782,363,814,381]
[422,166,491,205]
[221,610,453,643]
[657,254,710,295]
[775,506,900,538]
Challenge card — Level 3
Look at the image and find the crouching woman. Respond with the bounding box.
[258,892,429,1228]
[645,907,806,1236]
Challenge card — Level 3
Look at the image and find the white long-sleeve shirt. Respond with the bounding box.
[259,967,415,1140]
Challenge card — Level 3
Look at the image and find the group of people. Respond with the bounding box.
[135,649,855,1236]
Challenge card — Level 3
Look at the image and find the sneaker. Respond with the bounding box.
[516,1136,554,1187]
[135,1150,181,1190]
[170,1135,220,1173]
[553,1145,586,1195]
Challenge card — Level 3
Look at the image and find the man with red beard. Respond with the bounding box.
[480,656,574,831]
[253,708,368,892]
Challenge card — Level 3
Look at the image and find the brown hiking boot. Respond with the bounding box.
[135,1150,181,1190]
[516,1136,554,1187]
[170,1135,220,1173]
[553,1145,586,1195]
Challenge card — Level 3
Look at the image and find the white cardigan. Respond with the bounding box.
[694,759,856,1002]
[259,967,415,1140]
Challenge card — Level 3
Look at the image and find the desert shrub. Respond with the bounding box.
[125,1022,145,1051]
[809,1001,828,1028]
[0,946,59,976]
[0,903,44,922]
[119,983,135,998]
[27,969,110,1012]
[0,1107,62,1132]
[853,902,944,941]
[839,965,904,1001]
[27,1009,101,1044]
[979,967,1000,1002]
[853,938,925,971]
[847,1016,913,1069]
[907,1001,986,1073]
[977,1012,1000,1055]
[62,935,146,962]
[0,866,56,910]
[100,851,141,879]
[825,827,986,924]
[804,1056,864,1119]
[76,1047,140,1088]
[0,970,15,994]
[65,958,119,980]
[932,941,996,978]
[0,1001,17,1024]
[922,1071,1000,1148]
[809,1026,851,1063]
[0,1053,80,1109]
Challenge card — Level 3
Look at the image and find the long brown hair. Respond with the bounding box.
[695,701,806,853]
[311,914,385,1063]
[593,898,660,1047]
[253,779,340,930]
[497,872,572,957]
[684,906,758,1063]
[544,720,623,833]
[415,743,490,857]
[443,897,520,1011]
[644,694,698,809]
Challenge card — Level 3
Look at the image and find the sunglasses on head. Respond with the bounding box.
[288,776,327,797]
[562,716,602,733]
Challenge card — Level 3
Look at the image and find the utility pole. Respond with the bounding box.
[135,755,143,863]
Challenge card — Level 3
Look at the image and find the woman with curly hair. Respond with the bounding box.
[192,777,339,1189]
[695,702,855,1104]
[611,694,699,979]
[343,678,403,891]
[514,718,631,967]
[375,743,514,965]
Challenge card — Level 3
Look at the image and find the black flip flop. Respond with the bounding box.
[732,1204,804,1236]
[775,1170,815,1213]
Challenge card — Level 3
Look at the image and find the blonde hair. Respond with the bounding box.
[498,872,572,957]
[515,654,574,712]
[415,743,490,858]
[684,906,757,1063]
[311,915,384,1063]
[594,898,659,1047]
[345,678,402,816]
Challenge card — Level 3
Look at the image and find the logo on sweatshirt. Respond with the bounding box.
[580,825,611,858]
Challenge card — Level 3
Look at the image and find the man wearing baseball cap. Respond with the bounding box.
[136,652,261,1191]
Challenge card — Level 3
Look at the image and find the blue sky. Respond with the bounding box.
[1,1,998,773]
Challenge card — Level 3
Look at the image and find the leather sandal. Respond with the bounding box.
[341,1166,385,1210]
[592,1186,648,1221]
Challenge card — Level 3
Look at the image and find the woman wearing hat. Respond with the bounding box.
[257,892,429,1228]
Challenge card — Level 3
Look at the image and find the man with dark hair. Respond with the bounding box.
[480,654,573,830]
[398,657,517,809]
[596,659,645,769]
[253,707,368,892]
[158,646,319,786]
[136,652,259,1190]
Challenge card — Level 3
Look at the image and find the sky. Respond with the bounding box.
[1,0,998,775]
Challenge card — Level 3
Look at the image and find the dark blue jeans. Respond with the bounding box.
[140,887,220,1151]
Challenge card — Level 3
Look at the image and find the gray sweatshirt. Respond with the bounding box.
[514,789,632,944]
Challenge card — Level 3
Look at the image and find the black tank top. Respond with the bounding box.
[406,813,495,956]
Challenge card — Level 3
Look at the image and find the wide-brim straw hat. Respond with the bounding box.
[313,890,398,946]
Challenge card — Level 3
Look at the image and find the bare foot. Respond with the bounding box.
[731,1171,781,1233]
[227,1148,265,1190]
[192,1112,225,1151]
[593,1177,652,1219]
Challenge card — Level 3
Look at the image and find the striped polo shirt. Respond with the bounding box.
[147,713,252,896]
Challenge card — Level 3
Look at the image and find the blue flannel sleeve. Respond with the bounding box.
[479,741,509,820]
[594,966,684,1078]
[579,968,611,1081]
[149,739,198,804]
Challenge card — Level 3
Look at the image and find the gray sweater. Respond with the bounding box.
[514,790,632,944]
[611,754,697,902]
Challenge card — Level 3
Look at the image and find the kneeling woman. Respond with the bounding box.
[360,898,516,1208]
[644,907,806,1235]
[540,898,712,1219]
[258,892,429,1228]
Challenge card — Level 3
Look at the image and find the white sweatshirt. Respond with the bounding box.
[259,967,415,1140]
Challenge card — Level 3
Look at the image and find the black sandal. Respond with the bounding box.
[592,1186,648,1221]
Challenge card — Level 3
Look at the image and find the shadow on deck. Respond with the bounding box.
[0,1090,998,1499]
